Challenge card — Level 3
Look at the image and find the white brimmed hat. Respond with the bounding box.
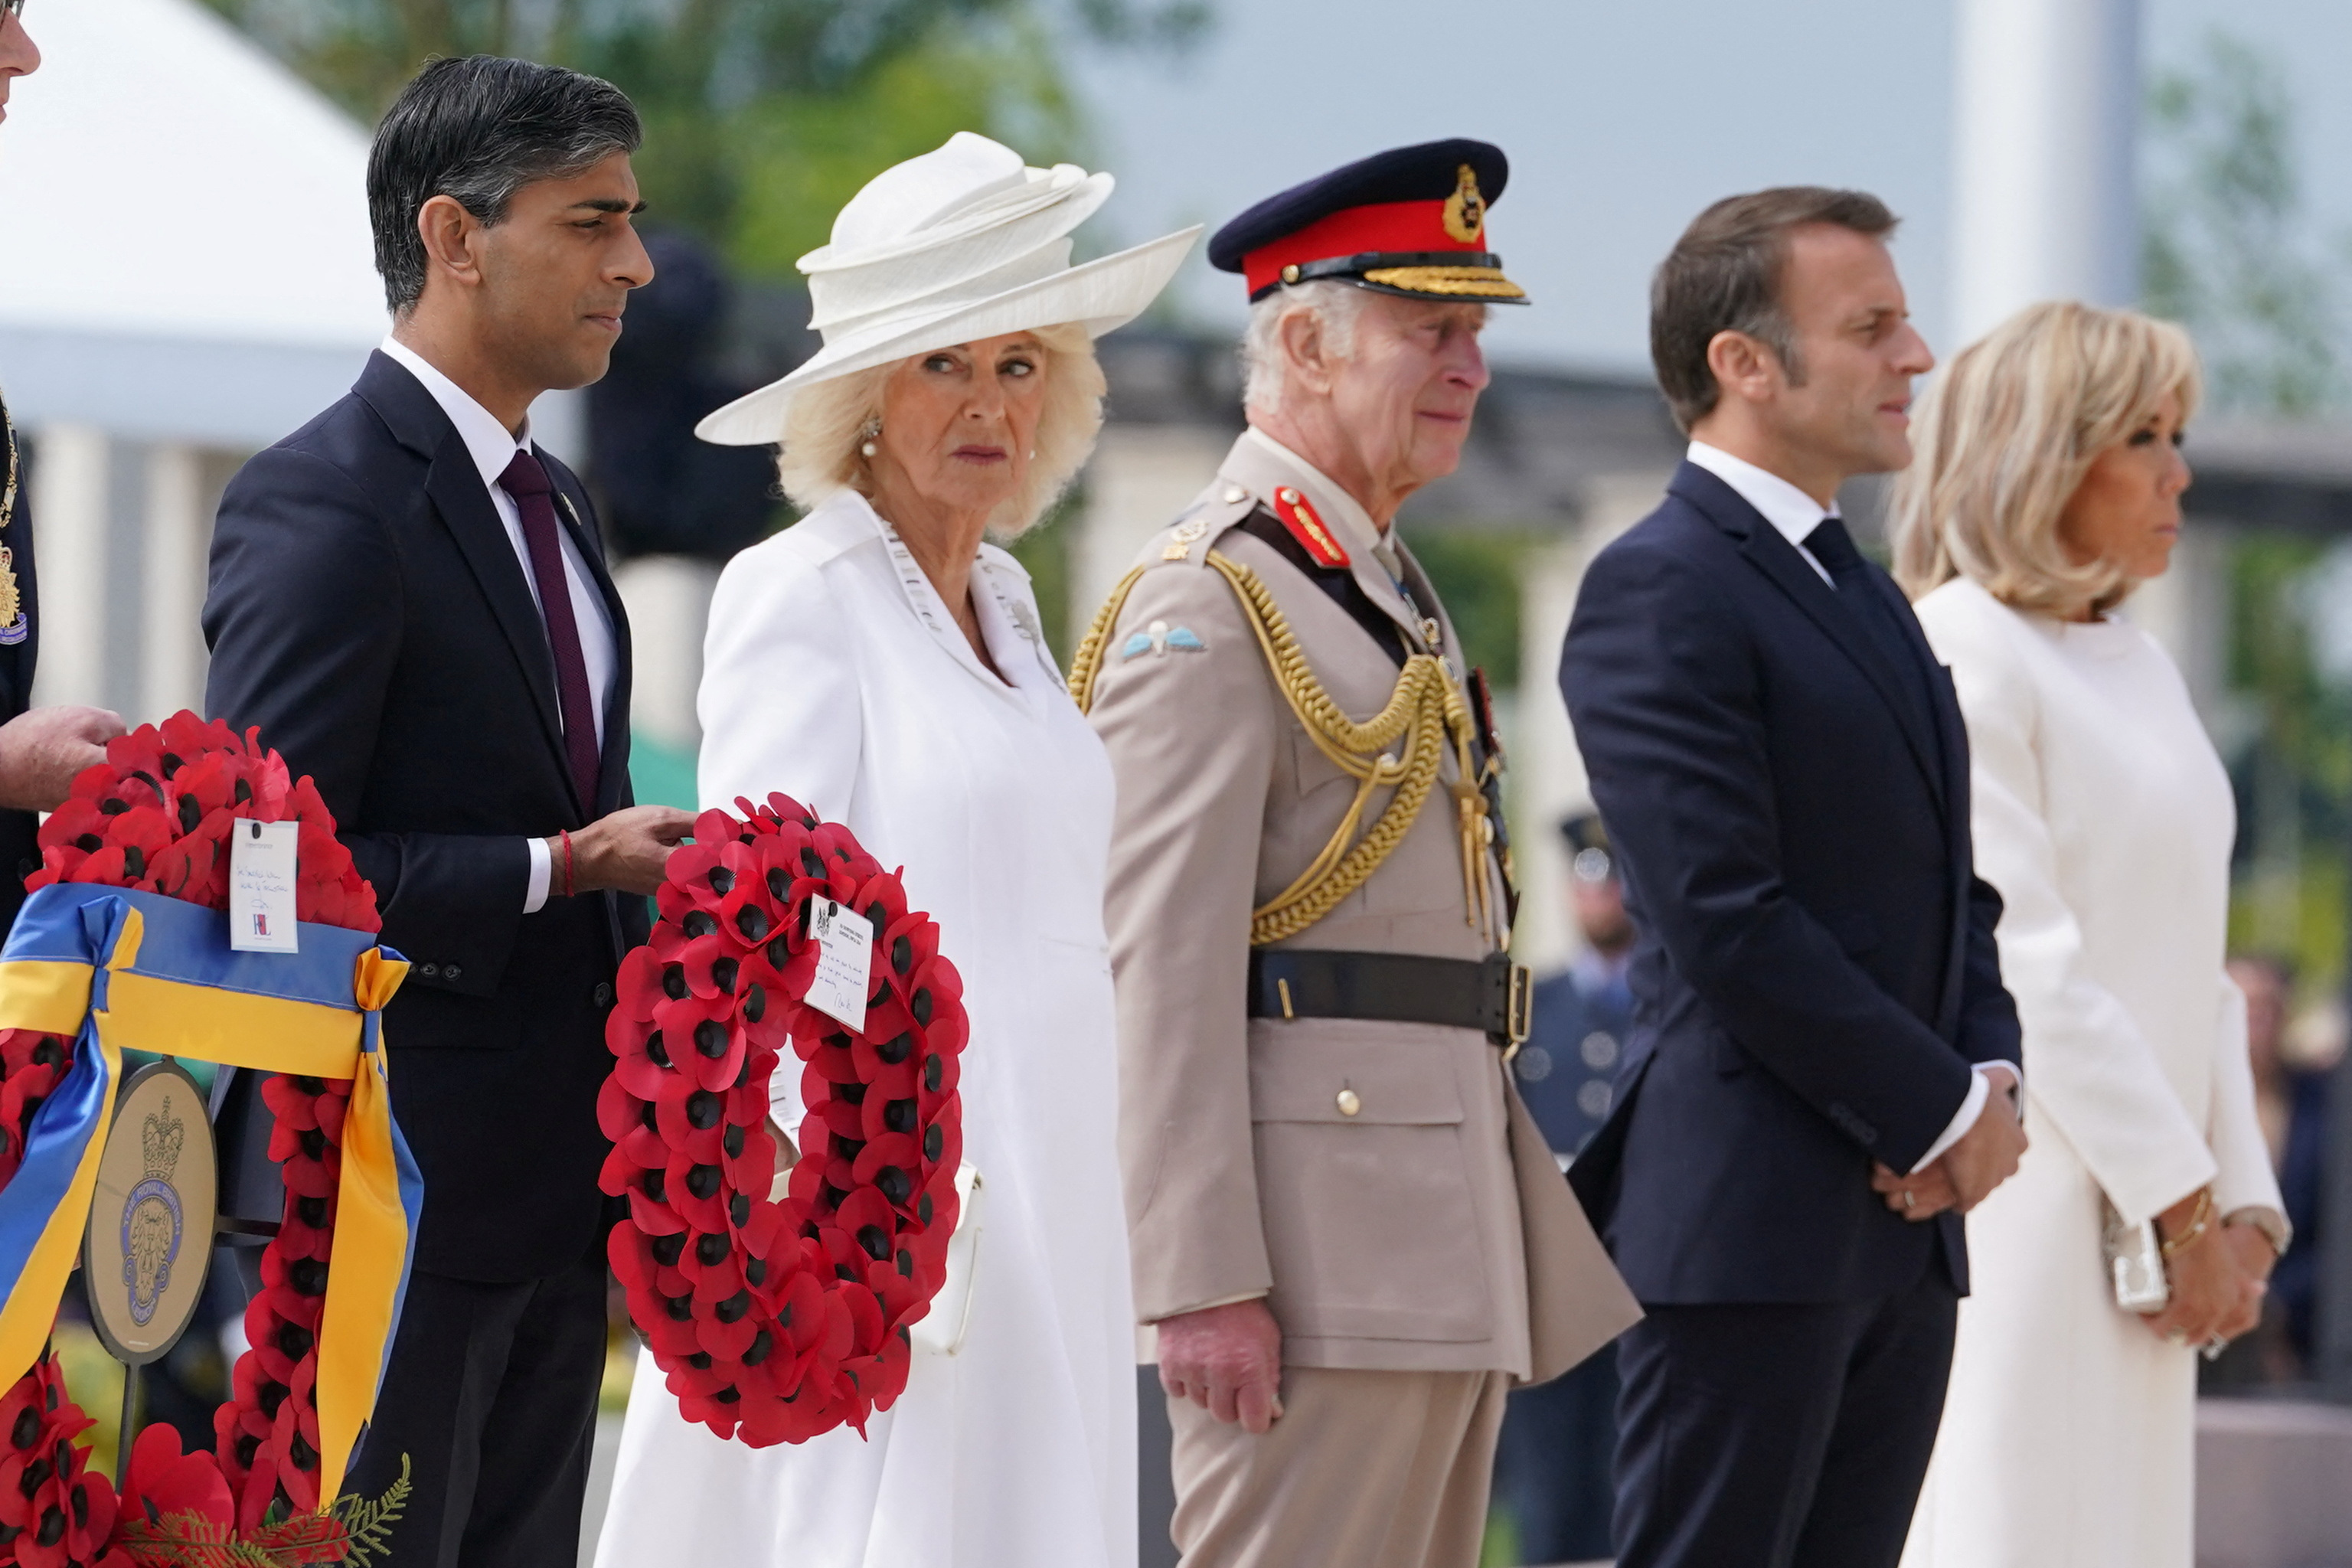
[695,132,1200,446]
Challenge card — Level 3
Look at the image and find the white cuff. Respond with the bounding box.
[523,835,551,913]
[1909,1063,2016,1175]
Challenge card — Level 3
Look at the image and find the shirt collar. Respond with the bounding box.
[1237,426,1389,560]
[379,335,531,494]
[1685,440,1838,555]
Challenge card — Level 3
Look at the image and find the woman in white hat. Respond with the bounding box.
[593,133,1195,1568]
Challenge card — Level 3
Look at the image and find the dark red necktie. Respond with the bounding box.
[498,449,603,812]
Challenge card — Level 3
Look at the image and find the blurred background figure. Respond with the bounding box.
[2204,953,2331,1387]
[1491,812,1632,1567]
[587,228,783,565]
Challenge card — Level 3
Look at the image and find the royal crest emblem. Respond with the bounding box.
[122,1092,188,1326]
[1442,163,1486,245]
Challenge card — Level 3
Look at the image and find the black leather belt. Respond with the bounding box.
[1246,949,1532,1049]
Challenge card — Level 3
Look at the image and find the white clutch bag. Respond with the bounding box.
[911,1164,983,1357]
[2102,1197,2168,1314]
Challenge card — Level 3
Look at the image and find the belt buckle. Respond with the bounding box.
[1485,955,1533,1059]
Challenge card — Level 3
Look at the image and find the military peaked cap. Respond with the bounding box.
[1208,138,1528,305]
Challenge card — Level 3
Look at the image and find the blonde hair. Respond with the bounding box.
[771,321,1107,539]
[1891,300,2201,616]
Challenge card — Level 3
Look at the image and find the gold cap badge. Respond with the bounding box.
[1442,164,1486,245]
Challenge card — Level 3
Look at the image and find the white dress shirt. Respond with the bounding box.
[379,336,619,913]
[1685,439,2006,1173]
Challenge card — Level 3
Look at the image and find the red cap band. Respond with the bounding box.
[1242,199,1484,296]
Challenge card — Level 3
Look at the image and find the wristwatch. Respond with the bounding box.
[2224,1205,2292,1259]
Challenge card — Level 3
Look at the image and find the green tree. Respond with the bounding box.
[201,0,1209,276]
[2143,30,2341,414]
[2145,30,2352,985]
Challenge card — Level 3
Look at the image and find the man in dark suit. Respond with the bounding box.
[204,56,691,1566]
[1558,188,2027,1568]
[0,4,128,933]
[1494,813,1635,1564]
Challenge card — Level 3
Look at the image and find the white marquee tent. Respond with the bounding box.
[0,0,580,724]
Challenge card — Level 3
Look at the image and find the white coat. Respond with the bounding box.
[594,489,1138,1567]
[1903,577,2282,1568]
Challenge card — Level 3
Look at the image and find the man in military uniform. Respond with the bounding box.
[1492,813,1634,1565]
[1078,141,1637,1568]
[0,2,129,933]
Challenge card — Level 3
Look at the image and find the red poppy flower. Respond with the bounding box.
[119,1423,234,1532]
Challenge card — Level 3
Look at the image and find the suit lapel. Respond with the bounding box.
[1677,466,1946,808]
[425,443,570,779]
[1345,547,1429,650]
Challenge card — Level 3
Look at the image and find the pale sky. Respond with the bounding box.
[1073,0,2352,374]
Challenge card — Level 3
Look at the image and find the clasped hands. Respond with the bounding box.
[2137,1191,2272,1351]
[1870,1065,2026,1223]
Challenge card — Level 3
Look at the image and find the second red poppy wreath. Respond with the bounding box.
[599,794,967,1446]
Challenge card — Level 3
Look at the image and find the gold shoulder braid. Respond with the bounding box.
[0,398,23,635]
[1073,553,1499,946]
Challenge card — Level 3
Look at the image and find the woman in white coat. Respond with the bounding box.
[1889,301,2287,1567]
[593,133,1197,1568]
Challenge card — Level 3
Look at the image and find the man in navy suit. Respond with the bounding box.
[1559,188,2026,1568]
[204,57,691,1566]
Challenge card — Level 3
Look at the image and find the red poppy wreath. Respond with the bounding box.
[0,713,403,1568]
[600,794,966,1445]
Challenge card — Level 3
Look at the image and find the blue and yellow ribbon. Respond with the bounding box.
[0,883,419,1505]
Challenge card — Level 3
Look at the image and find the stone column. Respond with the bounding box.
[612,554,721,756]
[1951,0,2141,342]
[140,443,211,724]
[1511,472,1672,976]
[1070,425,1232,637]
[28,423,109,711]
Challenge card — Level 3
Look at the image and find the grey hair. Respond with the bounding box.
[1240,280,1374,412]
[773,322,1107,540]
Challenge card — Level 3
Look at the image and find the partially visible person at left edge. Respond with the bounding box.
[202,57,693,1566]
[0,0,129,931]
[1491,812,1632,1566]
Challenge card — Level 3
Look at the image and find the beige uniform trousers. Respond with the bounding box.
[1167,1367,1509,1568]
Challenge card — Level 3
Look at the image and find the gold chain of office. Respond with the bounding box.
[1072,551,1493,946]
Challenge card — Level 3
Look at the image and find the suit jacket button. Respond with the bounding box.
[593,982,615,1008]
[443,963,463,982]
[1335,1088,1361,1118]
[418,962,440,978]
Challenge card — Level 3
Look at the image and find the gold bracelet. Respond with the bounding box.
[2160,1187,2216,1259]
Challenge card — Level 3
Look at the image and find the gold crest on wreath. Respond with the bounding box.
[1442,164,1486,245]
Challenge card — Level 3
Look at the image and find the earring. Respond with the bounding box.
[858,416,883,459]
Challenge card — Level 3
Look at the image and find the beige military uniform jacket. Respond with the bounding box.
[1086,429,1635,1380]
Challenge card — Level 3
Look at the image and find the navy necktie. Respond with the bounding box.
[1805,517,1940,743]
[498,449,603,812]
[1802,515,1869,581]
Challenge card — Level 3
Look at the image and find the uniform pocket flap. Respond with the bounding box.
[1250,1038,1465,1125]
